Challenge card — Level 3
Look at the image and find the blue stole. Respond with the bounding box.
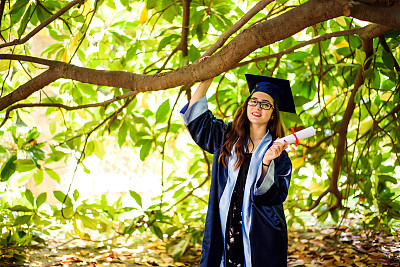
[218,131,273,266]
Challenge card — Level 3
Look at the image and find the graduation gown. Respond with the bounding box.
[181,97,292,267]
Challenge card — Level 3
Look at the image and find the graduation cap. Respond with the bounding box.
[245,74,296,114]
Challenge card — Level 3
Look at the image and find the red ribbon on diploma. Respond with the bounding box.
[290,128,299,146]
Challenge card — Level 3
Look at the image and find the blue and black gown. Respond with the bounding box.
[181,96,292,267]
[225,152,252,267]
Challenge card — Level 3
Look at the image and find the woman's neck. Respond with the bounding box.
[249,124,267,141]
[248,124,267,152]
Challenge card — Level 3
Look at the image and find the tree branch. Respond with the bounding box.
[345,0,400,28]
[156,0,191,73]
[330,36,374,209]
[180,0,191,58]
[70,0,100,62]
[0,91,137,128]
[0,0,6,41]
[0,0,84,49]
[0,54,58,66]
[202,0,275,57]
[0,68,59,111]
[36,0,72,34]
[235,24,386,68]
[0,0,397,112]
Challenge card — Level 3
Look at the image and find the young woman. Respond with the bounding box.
[180,74,295,267]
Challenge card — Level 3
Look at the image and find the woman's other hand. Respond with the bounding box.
[262,139,288,164]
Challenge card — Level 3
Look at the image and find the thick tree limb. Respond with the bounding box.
[0,0,343,110]
[2,69,59,110]
[356,0,398,6]
[330,36,374,209]
[0,0,397,112]
[236,26,366,68]
[0,0,84,49]
[345,0,400,28]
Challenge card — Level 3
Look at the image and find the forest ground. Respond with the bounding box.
[1,225,399,267]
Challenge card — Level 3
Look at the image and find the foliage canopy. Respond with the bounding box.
[0,0,399,260]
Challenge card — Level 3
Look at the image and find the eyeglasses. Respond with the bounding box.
[248,99,274,110]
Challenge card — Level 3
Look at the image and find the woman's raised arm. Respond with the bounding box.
[188,77,214,109]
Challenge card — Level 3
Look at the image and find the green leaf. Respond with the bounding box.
[62,206,75,218]
[14,159,36,173]
[196,23,204,41]
[330,209,339,223]
[1,155,17,181]
[373,154,382,169]
[382,50,395,70]
[189,44,201,63]
[45,168,60,183]
[73,189,79,201]
[8,205,32,212]
[172,238,189,260]
[93,140,105,159]
[25,189,34,206]
[79,214,98,230]
[147,0,158,9]
[151,225,164,240]
[53,190,65,203]
[379,175,397,184]
[48,148,67,162]
[118,122,128,147]
[162,0,179,23]
[53,191,73,207]
[36,5,50,23]
[14,215,32,226]
[294,96,311,107]
[155,100,170,124]
[140,140,152,161]
[129,190,142,207]
[17,4,33,38]
[41,43,64,58]
[0,145,6,153]
[158,34,180,52]
[10,0,29,14]
[79,83,97,96]
[15,172,33,187]
[277,0,289,5]
[36,192,47,208]
[355,48,366,65]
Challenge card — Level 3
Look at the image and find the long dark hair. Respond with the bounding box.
[219,93,285,170]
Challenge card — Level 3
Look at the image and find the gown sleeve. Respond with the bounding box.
[253,150,292,206]
[180,96,229,154]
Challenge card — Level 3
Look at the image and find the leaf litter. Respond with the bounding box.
[1,226,399,266]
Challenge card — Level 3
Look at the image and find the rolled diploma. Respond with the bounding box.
[276,126,316,145]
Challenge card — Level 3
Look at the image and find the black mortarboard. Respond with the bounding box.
[245,74,296,114]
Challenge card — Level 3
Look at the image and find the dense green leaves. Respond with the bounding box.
[130,190,143,208]
[0,0,399,256]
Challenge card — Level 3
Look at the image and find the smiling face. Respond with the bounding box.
[246,91,275,127]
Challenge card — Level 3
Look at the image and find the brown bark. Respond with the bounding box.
[346,0,400,28]
[0,0,398,111]
[330,36,374,208]
[180,0,191,58]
